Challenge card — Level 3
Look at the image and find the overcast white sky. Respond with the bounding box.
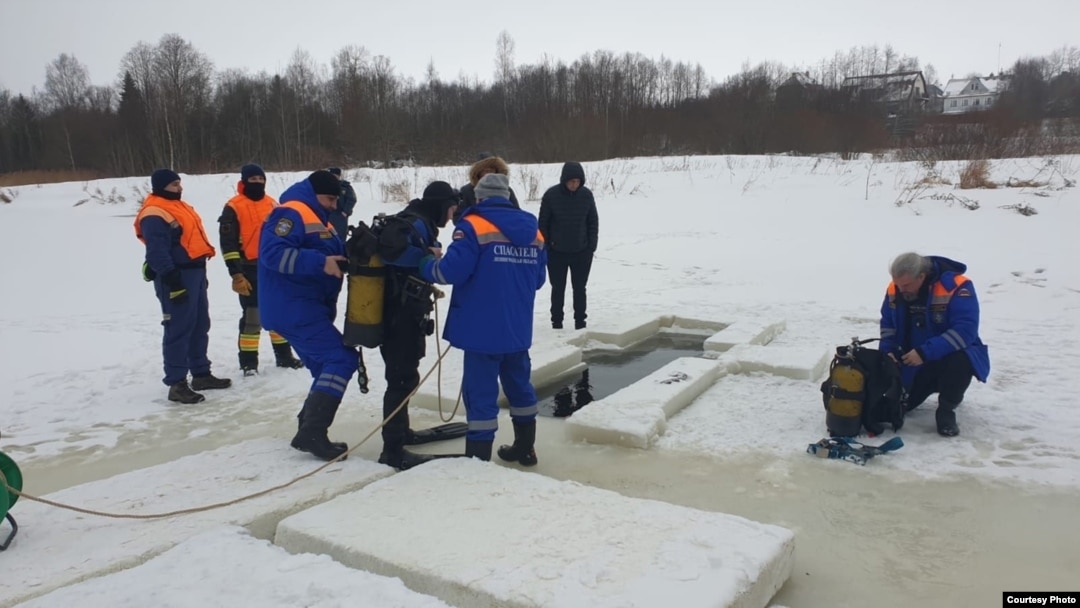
[1,0,1077,96]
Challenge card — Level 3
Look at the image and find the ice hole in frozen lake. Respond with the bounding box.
[536,333,708,417]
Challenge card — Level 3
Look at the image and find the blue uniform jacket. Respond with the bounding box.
[140,217,205,275]
[420,198,546,354]
[257,180,345,332]
[879,255,991,387]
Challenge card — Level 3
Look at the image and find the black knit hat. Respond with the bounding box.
[416,181,461,227]
[422,180,459,203]
[308,170,340,196]
[240,163,265,182]
[150,168,180,193]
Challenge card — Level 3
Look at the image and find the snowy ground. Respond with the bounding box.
[1,154,1079,606]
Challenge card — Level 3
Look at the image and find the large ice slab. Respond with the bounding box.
[16,526,451,608]
[276,459,795,608]
[704,320,786,352]
[565,356,728,449]
[723,344,832,381]
[571,315,668,348]
[0,439,392,607]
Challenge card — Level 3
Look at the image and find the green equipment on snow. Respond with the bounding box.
[0,430,23,550]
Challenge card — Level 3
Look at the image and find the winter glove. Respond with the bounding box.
[141,262,157,282]
[231,273,252,296]
[163,269,187,304]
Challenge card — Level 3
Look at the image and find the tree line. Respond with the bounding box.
[1,33,1078,181]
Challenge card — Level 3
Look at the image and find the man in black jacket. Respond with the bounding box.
[375,181,468,469]
[538,162,598,330]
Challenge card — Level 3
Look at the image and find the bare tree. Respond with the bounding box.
[495,30,516,134]
[44,53,90,111]
[153,33,213,168]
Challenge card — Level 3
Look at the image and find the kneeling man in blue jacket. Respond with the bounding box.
[879,252,991,437]
[419,173,547,464]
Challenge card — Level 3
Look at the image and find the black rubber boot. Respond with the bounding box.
[238,350,259,376]
[168,380,205,404]
[290,391,349,461]
[465,439,493,461]
[191,373,232,391]
[296,408,347,452]
[273,343,304,369]
[936,399,960,437]
[497,420,538,466]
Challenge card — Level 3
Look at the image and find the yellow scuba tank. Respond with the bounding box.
[823,360,865,436]
[343,215,387,348]
[821,338,870,437]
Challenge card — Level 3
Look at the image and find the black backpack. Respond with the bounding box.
[820,337,904,437]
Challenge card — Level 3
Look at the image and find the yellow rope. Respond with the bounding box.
[0,297,460,521]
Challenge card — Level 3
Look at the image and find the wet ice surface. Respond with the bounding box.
[14,411,1080,608]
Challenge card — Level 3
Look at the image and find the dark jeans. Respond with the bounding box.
[905,350,975,410]
[547,250,593,325]
[378,305,428,451]
[153,267,211,385]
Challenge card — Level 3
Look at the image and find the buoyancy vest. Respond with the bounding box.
[225,184,278,261]
[134,194,216,260]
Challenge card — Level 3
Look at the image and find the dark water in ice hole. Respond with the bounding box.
[536,335,707,417]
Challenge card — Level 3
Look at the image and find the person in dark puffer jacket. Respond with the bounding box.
[538,162,598,329]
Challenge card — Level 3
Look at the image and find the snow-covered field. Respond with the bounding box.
[1,153,1078,606]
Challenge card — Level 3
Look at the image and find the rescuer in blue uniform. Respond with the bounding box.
[419,173,547,464]
[258,170,355,461]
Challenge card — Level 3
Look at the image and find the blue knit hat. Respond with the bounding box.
[150,169,180,193]
[240,163,265,182]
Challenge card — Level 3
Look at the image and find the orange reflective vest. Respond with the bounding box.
[281,200,337,238]
[225,184,279,261]
[134,194,216,260]
[886,274,969,308]
[463,214,545,247]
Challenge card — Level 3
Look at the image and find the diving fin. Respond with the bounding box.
[404,422,468,445]
[378,447,468,471]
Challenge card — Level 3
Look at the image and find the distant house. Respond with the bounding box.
[775,72,822,109]
[942,75,1008,114]
[840,71,929,113]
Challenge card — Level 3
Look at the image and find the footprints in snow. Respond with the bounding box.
[987,267,1049,293]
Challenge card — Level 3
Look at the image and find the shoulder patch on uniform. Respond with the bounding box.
[452,229,465,240]
[274,217,293,237]
[957,288,971,296]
